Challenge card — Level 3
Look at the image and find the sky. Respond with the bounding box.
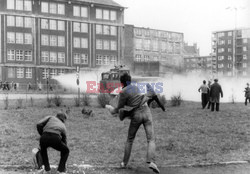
[115,0,250,56]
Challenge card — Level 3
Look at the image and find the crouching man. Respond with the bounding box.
[112,73,160,173]
[37,113,69,174]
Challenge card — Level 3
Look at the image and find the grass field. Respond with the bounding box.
[0,97,250,173]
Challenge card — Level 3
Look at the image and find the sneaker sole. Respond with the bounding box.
[149,166,160,173]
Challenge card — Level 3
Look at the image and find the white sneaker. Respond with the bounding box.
[148,162,160,173]
[120,162,127,168]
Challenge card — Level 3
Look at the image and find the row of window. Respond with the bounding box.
[7,0,32,11]
[218,39,232,45]
[7,15,33,28]
[8,67,32,79]
[96,39,117,50]
[218,47,248,53]
[42,69,65,79]
[7,32,32,44]
[41,35,65,47]
[218,55,232,61]
[41,19,65,31]
[41,2,65,15]
[7,50,32,61]
[41,51,65,63]
[218,63,248,68]
[96,9,117,21]
[217,31,233,37]
[96,55,117,65]
[96,25,117,36]
[74,37,88,49]
[134,55,159,62]
[73,53,88,65]
[73,22,88,33]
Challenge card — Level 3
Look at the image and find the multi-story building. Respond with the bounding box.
[183,42,200,58]
[184,56,213,75]
[124,24,184,77]
[211,28,250,77]
[0,0,124,89]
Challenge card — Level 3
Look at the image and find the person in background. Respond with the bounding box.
[112,73,160,173]
[198,80,209,109]
[37,112,69,174]
[209,79,223,112]
[207,80,212,109]
[244,83,250,106]
[146,83,166,112]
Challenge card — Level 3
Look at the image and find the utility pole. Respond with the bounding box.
[76,66,80,105]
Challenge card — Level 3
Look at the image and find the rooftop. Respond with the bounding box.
[72,0,123,8]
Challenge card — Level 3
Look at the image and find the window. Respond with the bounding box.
[110,11,117,20]
[81,7,88,17]
[58,52,65,63]
[110,41,117,50]
[103,25,110,35]
[228,56,232,60]
[57,4,65,15]
[228,64,232,68]
[58,69,65,75]
[74,37,80,48]
[96,39,102,49]
[243,47,247,51]
[16,33,24,44]
[16,16,23,27]
[24,33,32,44]
[81,23,88,33]
[227,71,232,76]
[16,67,24,78]
[7,50,15,60]
[144,55,149,62]
[50,69,57,77]
[58,21,65,31]
[110,56,117,64]
[50,3,57,14]
[103,55,109,65]
[103,40,109,50]
[135,54,142,62]
[73,22,81,32]
[8,67,15,78]
[24,17,32,28]
[135,39,142,50]
[50,52,57,62]
[110,26,117,36]
[161,41,167,52]
[81,38,88,48]
[228,31,232,36]
[49,20,57,30]
[218,32,225,37]
[144,39,150,50]
[73,6,80,16]
[25,68,32,78]
[96,9,102,19]
[218,64,224,68]
[41,2,49,13]
[96,25,102,34]
[218,40,225,45]
[243,55,247,60]
[74,53,80,64]
[218,48,224,53]
[41,19,49,29]
[152,40,158,51]
[16,50,24,61]
[228,48,232,52]
[58,36,65,47]
[42,69,49,79]
[228,40,232,45]
[7,16,15,26]
[50,35,57,46]
[96,55,102,65]
[243,38,248,44]
[243,63,247,68]
[103,10,109,20]
[7,0,15,9]
[24,51,32,61]
[41,51,49,62]
[41,35,49,45]
[16,0,24,10]
[81,54,88,64]
[218,56,224,60]
[24,0,32,11]
[7,32,15,43]
[243,71,247,76]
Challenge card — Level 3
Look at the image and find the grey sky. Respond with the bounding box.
[115,0,250,56]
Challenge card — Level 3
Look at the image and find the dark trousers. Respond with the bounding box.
[147,95,166,111]
[40,132,69,172]
[201,93,208,109]
[211,103,220,111]
[245,97,250,105]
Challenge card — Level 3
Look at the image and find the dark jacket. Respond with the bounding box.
[210,82,223,103]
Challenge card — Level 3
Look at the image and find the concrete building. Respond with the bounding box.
[184,56,213,75]
[183,42,200,58]
[0,0,124,89]
[124,24,184,77]
[211,28,250,78]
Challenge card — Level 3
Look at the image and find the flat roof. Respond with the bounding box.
[73,0,123,8]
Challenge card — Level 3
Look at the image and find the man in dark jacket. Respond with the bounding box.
[244,83,250,106]
[37,113,69,174]
[114,73,160,173]
[209,79,223,111]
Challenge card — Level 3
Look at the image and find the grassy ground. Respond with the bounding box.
[1,97,250,173]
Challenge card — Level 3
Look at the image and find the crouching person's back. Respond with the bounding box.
[37,113,69,174]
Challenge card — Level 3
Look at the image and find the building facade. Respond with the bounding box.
[124,24,184,77]
[211,28,250,78]
[0,0,124,89]
[184,56,213,75]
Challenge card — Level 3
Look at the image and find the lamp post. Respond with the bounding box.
[76,66,80,105]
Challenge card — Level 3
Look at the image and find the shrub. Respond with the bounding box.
[53,95,63,107]
[16,98,23,109]
[97,93,111,108]
[46,97,53,108]
[171,93,183,106]
[4,96,9,110]
[74,97,80,107]
[82,93,91,106]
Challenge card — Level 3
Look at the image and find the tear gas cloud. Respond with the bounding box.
[53,71,248,103]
